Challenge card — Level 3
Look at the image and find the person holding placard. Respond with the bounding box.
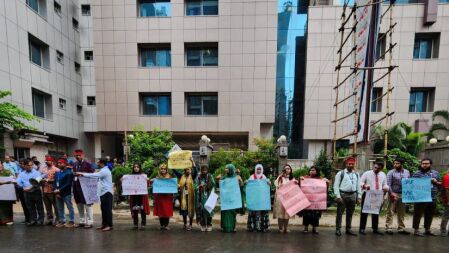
[195,164,215,232]
[124,163,150,230]
[333,157,362,236]
[359,161,389,235]
[298,166,329,234]
[412,158,441,237]
[220,164,243,233]
[76,158,113,232]
[177,163,197,231]
[54,158,75,228]
[385,158,411,235]
[246,164,271,232]
[152,163,174,230]
[72,149,94,229]
[274,164,295,233]
[0,162,15,225]
[441,170,449,237]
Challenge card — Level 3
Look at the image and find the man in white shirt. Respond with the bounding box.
[333,157,362,236]
[359,161,389,235]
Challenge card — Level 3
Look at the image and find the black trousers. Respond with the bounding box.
[100,192,113,227]
[16,187,30,222]
[133,209,146,226]
[413,201,436,230]
[159,217,170,227]
[359,192,380,231]
[336,192,356,231]
[24,190,45,223]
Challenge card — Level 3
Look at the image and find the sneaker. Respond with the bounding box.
[186,225,192,231]
[206,226,212,232]
[84,225,93,229]
[385,229,394,235]
[74,223,85,228]
[425,230,437,236]
[201,226,206,232]
[414,231,424,237]
[336,230,342,236]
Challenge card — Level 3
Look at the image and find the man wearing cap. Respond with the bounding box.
[40,156,60,225]
[54,158,75,228]
[72,149,94,228]
[16,159,45,226]
[333,157,362,236]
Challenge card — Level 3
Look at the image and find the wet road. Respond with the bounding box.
[0,221,446,253]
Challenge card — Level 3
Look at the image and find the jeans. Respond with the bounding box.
[440,204,449,234]
[76,203,93,225]
[336,192,357,231]
[100,192,113,227]
[24,190,45,223]
[43,192,59,222]
[56,194,75,223]
[385,193,406,231]
[133,209,146,226]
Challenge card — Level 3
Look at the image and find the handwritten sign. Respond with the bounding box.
[301,178,327,210]
[122,175,148,195]
[402,178,432,203]
[245,180,271,211]
[362,190,385,214]
[0,177,16,201]
[168,151,193,169]
[153,178,178,194]
[219,177,242,211]
[79,177,99,204]
[204,191,218,214]
[277,180,310,216]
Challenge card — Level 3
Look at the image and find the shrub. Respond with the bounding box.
[386,148,420,173]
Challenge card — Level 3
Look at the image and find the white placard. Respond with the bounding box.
[204,192,218,214]
[79,177,99,204]
[0,177,16,201]
[362,190,385,214]
[122,175,148,195]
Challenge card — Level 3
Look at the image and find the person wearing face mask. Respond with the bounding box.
[246,164,271,232]
[195,164,215,232]
[40,156,60,225]
[359,161,389,235]
[412,158,441,236]
[333,157,362,236]
[273,164,295,233]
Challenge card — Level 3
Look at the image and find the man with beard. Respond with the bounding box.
[72,149,94,228]
[40,156,60,225]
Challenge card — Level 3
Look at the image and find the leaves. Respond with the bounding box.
[371,122,425,156]
[0,90,37,131]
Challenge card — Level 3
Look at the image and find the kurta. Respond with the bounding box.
[195,173,215,224]
[273,176,292,219]
[153,194,173,218]
[72,160,93,204]
[0,169,14,224]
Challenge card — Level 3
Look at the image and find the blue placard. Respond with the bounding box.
[153,178,178,194]
[219,177,242,211]
[402,178,432,203]
[245,180,271,211]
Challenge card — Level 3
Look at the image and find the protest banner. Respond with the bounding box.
[219,177,242,211]
[362,190,385,214]
[122,175,148,195]
[204,191,219,214]
[402,178,432,203]
[301,178,327,210]
[0,177,16,201]
[245,180,271,211]
[153,178,178,194]
[79,177,99,204]
[276,180,310,216]
[168,151,193,169]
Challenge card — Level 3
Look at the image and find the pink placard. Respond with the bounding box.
[301,178,327,210]
[277,180,310,217]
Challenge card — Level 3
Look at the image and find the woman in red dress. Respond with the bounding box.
[152,163,173,230]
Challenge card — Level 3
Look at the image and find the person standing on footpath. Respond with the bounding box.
[54,158,75,228]
[385,158,411,235]
[333,157,362,236]
[441,169,449,237]
[412,158,441,236]
[72,149,94,228]
[359,161,389,235]
[40,156,60,225]
[76,158,113,232]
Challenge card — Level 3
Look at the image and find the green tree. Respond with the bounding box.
[0,90,36,131]
[386,148,420,173]
[313,149,333,179]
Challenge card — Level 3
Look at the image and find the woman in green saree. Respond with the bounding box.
[220,164,243,233]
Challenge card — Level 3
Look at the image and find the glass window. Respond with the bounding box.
[413,38,432,59]
[75,62,81,73]
[29,41,42,66]
[142,95,171,115]
[27,0,39,13]
[139,0,171,17]
[32,91,45,118]
[54,1,61,15]
[84,51,93,61]
[72,18,79,30]
[375,33,386,61]
[59,98,66,110]
[409,90,429,112]
[81,4,91,16]
[186,94,218,115]
[87,96,96,106]
[371,88,382,113]
[185,45,218,66]
[186,0,218,16]
[140,46,171,67]
[56,50,64,64]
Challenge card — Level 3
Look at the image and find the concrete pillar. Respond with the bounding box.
[276,135,289,175]
[94,133,102,160]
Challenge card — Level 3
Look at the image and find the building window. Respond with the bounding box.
[74,62,81,73]
[32,89,52,119]
[375,33,386,61]
[27,0,47,17]
[59,98,66,110]
[28,34,49,68]
[81,4,91,16]
[185,93,218,115]
[84,51,93,61]
[141,94,172,115]
[27,0,39,13]
[371,87,383,113]
[76,105,83,113]
[87,96,96,106]
[409,88,435,113]
[56,50,64,64]
[413,33,440,59]
[138,0,171,17]
[54,1,61,16]
[72,18,79,31]
[139,44,171,67]
[186,0,218,16]
[185,43,218,66]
